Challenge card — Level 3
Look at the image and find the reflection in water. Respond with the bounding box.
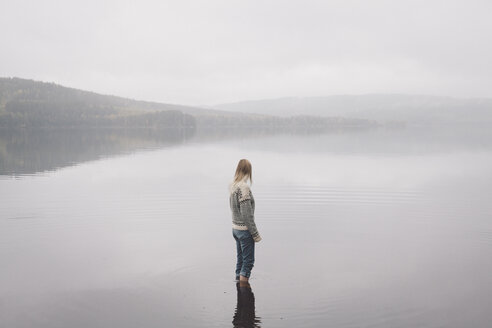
[3,124,492,176]
[0,126,375,176]
[0,127,195,175]
[233,281,261,328]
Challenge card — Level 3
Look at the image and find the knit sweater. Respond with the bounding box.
[229,179,262,242]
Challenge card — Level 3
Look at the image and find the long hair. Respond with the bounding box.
[233,159,252,185]
[229,158,253,192]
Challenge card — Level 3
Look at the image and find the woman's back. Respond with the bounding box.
[230,159,261,282]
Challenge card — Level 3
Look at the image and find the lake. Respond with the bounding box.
[1,126,492,327]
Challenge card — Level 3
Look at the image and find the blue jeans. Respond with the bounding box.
[233,229,255,278]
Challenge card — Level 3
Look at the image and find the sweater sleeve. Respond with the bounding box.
[238,189,262,242]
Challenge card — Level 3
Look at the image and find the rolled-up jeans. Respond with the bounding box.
[233,229,255,278]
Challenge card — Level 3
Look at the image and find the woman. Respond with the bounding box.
[229,159,262,282]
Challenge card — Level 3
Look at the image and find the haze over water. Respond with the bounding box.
[1,126,492,327]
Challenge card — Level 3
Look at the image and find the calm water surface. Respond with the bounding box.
[1,127,492,327]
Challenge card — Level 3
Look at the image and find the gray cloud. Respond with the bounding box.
[1,0,491,105]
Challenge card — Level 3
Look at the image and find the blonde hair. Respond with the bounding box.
[229,158,253,192]
[233,159,252,185]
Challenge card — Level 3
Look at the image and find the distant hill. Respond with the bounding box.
[0,78,377,130]
[214,94,492,124]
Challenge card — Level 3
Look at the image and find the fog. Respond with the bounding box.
[2,0,492,105]
[1,1,492,327]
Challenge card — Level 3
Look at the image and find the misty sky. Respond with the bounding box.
[1,0,491,106]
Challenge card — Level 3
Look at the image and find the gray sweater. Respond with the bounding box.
[229,181,262,242]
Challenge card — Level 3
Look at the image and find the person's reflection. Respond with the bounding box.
[233,281,261,327]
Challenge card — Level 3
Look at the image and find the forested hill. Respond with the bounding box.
[0,77,207,128]
[0,77,378,129]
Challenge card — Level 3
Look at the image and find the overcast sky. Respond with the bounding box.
[1,0,491,106]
